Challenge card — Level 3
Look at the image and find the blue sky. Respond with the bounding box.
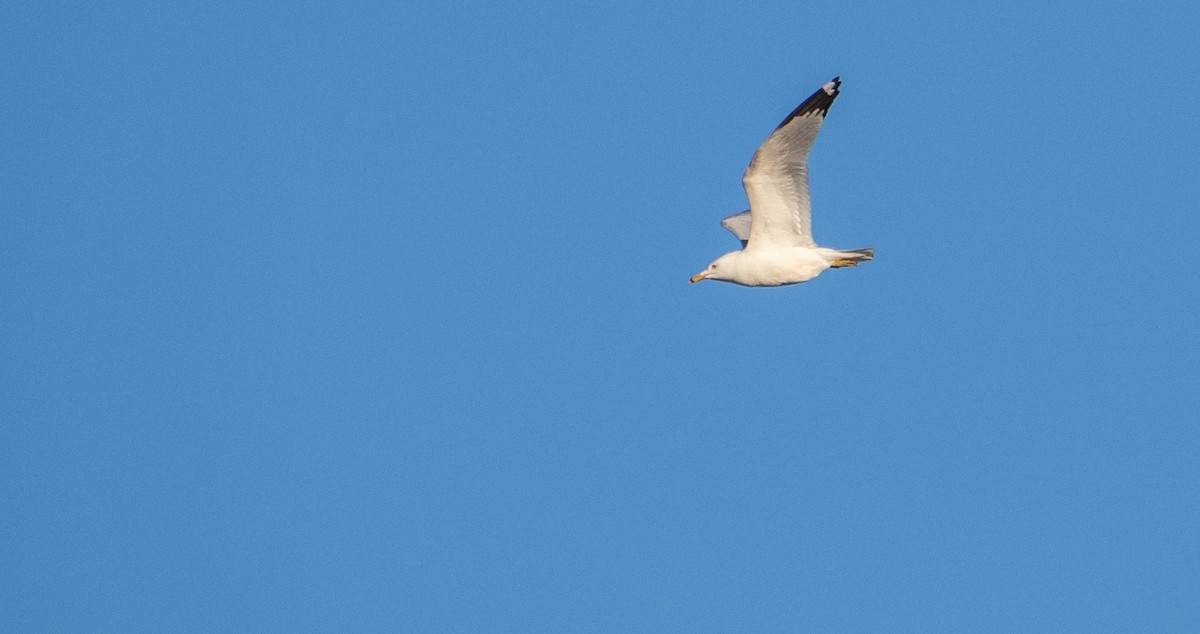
[3,1,1199,630]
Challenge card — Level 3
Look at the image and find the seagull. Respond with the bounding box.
[691,77,874,287]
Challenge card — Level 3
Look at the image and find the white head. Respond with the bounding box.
[690,251,743,284]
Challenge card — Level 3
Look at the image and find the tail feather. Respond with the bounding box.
[830,248,874,268]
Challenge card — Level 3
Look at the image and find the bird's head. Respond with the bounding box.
[690,252,740,283]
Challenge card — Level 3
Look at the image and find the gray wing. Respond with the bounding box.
[741,77,840,250]
[720,210,752,247]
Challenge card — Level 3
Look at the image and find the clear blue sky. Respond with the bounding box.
[3,1,1199,630]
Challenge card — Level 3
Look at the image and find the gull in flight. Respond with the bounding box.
[691,77,873,287]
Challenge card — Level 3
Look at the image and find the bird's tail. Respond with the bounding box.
[830,248,875,268]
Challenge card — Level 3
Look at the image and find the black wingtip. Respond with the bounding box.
[774,77,842,130]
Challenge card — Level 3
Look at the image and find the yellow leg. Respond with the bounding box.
[831,259,859,268]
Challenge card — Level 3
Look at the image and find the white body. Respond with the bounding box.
[703,246,853,287]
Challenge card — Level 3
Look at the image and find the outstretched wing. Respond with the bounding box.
[741,77,840,250]
[720,210,751,247]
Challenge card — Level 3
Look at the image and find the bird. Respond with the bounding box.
[690,77,873,287]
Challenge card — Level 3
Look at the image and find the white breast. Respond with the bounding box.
[732,248,831,286]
